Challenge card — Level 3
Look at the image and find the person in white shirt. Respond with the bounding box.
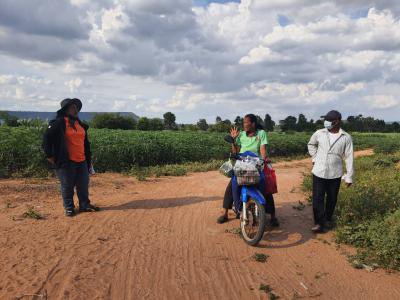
[307,110,354,233]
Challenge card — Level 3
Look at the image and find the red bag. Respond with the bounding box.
[264,162,278,194]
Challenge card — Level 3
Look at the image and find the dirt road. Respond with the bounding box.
[1,150,399,299]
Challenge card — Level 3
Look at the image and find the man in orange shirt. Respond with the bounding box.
[43,98,100,217]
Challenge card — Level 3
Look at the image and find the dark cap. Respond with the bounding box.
[57,98,82,115]
[321,110,341,121]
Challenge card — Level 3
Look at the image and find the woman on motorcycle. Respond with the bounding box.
[217,114,279,226]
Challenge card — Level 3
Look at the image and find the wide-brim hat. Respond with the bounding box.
[57,98,82,115]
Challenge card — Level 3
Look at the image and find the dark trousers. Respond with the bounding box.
[56,161,90,211]
[312,175,341,226]
[223,180,276,215]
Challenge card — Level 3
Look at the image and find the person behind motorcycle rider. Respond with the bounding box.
[217,114,279,227]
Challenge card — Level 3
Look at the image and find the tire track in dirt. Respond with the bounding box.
[1,149,400,299]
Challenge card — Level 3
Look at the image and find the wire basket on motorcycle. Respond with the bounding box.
[233,156,262,186]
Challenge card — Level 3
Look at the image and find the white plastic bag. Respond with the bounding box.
[219,160,234,178]
[233,160,260,186]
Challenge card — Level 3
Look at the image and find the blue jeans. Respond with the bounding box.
[56,161,90,211]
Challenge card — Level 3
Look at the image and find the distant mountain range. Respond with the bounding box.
[2,111,140,122]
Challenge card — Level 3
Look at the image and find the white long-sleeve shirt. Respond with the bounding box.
[307,128,354,183]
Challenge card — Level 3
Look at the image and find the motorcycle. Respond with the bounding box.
[223,135,267,246]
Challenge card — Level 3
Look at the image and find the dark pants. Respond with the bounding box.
[223,180,276,215]
[56,161,90,211]
[312,175,341,226]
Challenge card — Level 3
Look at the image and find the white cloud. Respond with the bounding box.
[1,1,400,122]
[363,94,399,109]
[65,78,83,93]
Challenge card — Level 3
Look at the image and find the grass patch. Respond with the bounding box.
[259,284,280,300]
[314,272,329,279]
[128,160,224,179]
[22,207,43,220]
[316,237,331,245]
[292,201,306,211]
[252,253,269,263]
[269,292,280,300]
[259,283,272,293]
[225,227,241,235]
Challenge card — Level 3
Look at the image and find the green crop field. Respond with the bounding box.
[1,126,400,178]
[1,125,400,270]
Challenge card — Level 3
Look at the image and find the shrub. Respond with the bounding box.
[373,141,400,154]
[0,127,47,178]
[91,113,136,130]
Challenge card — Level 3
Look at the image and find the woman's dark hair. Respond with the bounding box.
[244,114,264,130]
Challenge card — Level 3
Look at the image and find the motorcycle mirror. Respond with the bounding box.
[224,135,235,144]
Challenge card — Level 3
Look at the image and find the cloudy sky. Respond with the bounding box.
[0,0,400,123]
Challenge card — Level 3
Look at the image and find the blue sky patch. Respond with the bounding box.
[349,7,369,19]
[193,0,240,7]
[278,14,291,27]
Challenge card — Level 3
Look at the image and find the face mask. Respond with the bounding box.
[324,120,333,130]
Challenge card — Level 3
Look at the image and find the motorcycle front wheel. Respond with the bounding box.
[240,198,266,246]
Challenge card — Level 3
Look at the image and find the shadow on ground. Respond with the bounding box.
[255,202,315,249]
[102,196,220,210]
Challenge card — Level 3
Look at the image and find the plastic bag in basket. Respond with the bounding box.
[219,160,234,178]
[233,160,260,185]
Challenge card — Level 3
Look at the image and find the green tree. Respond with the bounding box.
[187,124,198,131]
[215,116,222,123]
[197,119,209,131]
[0,111,19,127]
[223,119,231,126]
[389,122,400,132]
[163,112,177,130]
[149,118,164,131]
[234,116,243,128]
[343,115,392,132]
[279,116,297,131]
[209,119,231,133]
[263,114,275,131]
[307,119,317,132]
[315,119,324,129]
[137,117,150,131]
[91,113,136,130]
[297,114,308,131]
[256,115,264,129]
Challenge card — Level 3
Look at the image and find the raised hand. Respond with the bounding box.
[230,126,240,139]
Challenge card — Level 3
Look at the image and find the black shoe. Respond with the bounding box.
[270,217,280,227]
[217,215,228,224]
[324,220,335,230]
[79,204,100,213]
[65,209,76,217]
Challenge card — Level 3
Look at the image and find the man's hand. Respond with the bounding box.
[230,126,240,139]
[47,157,55,165]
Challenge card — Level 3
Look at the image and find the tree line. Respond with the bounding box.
[278,114,400,133]
[1,111,399,133]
